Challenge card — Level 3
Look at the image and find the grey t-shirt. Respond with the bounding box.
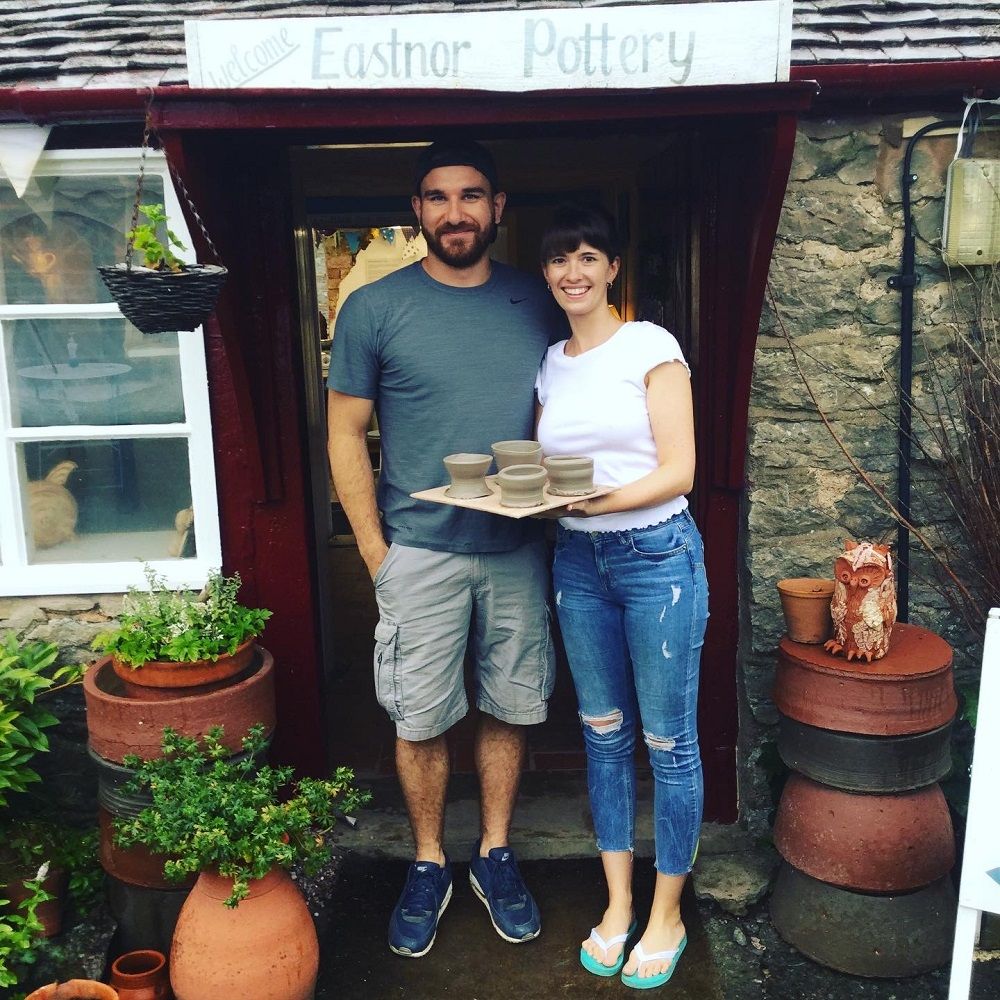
[327,261,559,553]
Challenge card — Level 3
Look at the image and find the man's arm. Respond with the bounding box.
[327,389,388,581]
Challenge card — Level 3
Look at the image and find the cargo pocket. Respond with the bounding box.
[373,619,404,721]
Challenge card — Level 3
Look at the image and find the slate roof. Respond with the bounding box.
[0,0,997,88]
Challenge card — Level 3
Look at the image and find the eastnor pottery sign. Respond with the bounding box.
[185,1,791,92]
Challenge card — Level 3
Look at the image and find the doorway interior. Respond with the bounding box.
[290,130,714,797]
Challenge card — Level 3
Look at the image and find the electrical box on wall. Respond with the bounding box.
[942,158,1000,266]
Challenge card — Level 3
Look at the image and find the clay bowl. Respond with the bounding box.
[491,440,543,470]
[543,455,594,496]
[443,453,492,498]
[770,862,956,978]
[777,713,953,793]
[25,983,119,1000]
[497,464,547,508]
[776,578,834,643]
[773,773,955,891]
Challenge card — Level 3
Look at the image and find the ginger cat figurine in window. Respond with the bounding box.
[27,460,78,549]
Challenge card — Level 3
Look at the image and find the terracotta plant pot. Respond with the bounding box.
[442,453,492,498]
[776,578,834,643]
[2,865,67,937]
[543,455,594,496]
[773,625,956,736]
[170,867,318,1000]
[773,773,955,892]
[110,639,256,695]
[84,646,275,763]
[491,439,543,470]
[110,949,173,1000]
[497,464,547,508]
[98,807,196,891]
[25,982,119,1000]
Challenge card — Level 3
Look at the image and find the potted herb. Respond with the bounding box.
[92,566,271,692]
[97,201,227,335]
[114,725,370,1000]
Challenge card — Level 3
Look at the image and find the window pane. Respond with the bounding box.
[20,438,196,564]
[4,318,184,427]
[0,173,165,305]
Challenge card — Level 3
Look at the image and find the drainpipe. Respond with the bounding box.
[887,117,970,623]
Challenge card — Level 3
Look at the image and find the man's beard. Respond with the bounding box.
[424,219,496,269]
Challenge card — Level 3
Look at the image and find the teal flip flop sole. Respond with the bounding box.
[621,934,687,990]
[580,920,638,977]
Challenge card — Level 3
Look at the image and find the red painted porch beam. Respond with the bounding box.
[791,59,1000,99]
[0,81,815,128]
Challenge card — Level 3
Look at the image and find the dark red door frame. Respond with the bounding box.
[157,84,812,818]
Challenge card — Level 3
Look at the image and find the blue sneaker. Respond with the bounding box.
[388,859,453,958]
[469,844,541,943]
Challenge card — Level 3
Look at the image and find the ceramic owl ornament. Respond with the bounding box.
[824,540,897,663]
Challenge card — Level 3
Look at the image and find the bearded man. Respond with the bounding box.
[327,140,560,958]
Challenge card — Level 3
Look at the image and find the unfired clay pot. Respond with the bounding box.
[497,464,547,508]
[543,455,594,496]
[491,440,543,470]
[169,867,318,1000]
[25,983,119,1000]
[443,453,492,498]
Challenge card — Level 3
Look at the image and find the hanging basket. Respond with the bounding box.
[98,262,228,334]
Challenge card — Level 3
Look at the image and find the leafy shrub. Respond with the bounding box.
[0,870,48,989]
[115,725,371,907]
[93,566,271,668]
[128,203,186,271]
[0,634,86,808]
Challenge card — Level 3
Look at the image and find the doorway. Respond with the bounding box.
[290,131,716,791]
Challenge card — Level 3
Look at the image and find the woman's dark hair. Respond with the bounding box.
[539,203,621,264]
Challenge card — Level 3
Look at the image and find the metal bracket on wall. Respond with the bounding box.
[887,273,921,290]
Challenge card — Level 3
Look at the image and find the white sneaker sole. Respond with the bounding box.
[469,871,541,944]
[389,880,453,958]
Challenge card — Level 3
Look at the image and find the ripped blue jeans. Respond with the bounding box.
[553,510,709,875]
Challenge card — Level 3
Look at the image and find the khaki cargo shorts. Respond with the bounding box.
[372,540,555,741]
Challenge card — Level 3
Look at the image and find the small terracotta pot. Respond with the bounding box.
[170,867,318,1000]
[443,453,492,498]
[25,982,119,1000]
[497,464,547,508]
[543,455,594,496]
[491,439,543,470]
[111,639,255,694]
[110,949,173,1000]
[2,865,67,937]
[776,578,835,643]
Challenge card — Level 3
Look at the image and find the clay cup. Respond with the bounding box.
[443,453,493,499]
[543,455,595,496]
[491,440,543,470]
[497,464,547,508]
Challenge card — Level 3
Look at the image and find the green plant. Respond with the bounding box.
[0,870,48,989]
[115,725,371,907]
[0,634,86,808]
[93,565,271,668]
[127,203,186,272]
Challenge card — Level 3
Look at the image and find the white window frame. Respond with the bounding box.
[0,148,222,595]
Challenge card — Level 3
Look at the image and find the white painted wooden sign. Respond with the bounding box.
[185,1,791,92]
[949,608,1000,999]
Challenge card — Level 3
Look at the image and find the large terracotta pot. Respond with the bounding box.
[169,867,318,1000]
[84,646,275,763]
[25,982,119,1000]
[109,949,173,1000]
[111,640,256,697]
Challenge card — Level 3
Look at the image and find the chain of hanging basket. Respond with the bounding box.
[98,98,228,335]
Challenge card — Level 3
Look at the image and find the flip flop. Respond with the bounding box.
[579,919,638,977]
[621,935,688,990]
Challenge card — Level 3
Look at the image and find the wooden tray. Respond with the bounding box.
[411,475,613,520]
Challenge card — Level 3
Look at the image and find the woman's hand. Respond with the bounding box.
[565,493,619,517]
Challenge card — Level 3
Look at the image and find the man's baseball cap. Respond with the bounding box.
[413,140,500,196]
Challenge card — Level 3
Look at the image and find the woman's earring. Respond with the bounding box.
[607,281,613,289]
[546,284,551,291]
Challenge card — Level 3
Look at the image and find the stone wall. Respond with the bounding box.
[739,112,997,827]
[1,594,123,825]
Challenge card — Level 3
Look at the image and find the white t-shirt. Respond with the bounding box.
[535,320,691,532]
